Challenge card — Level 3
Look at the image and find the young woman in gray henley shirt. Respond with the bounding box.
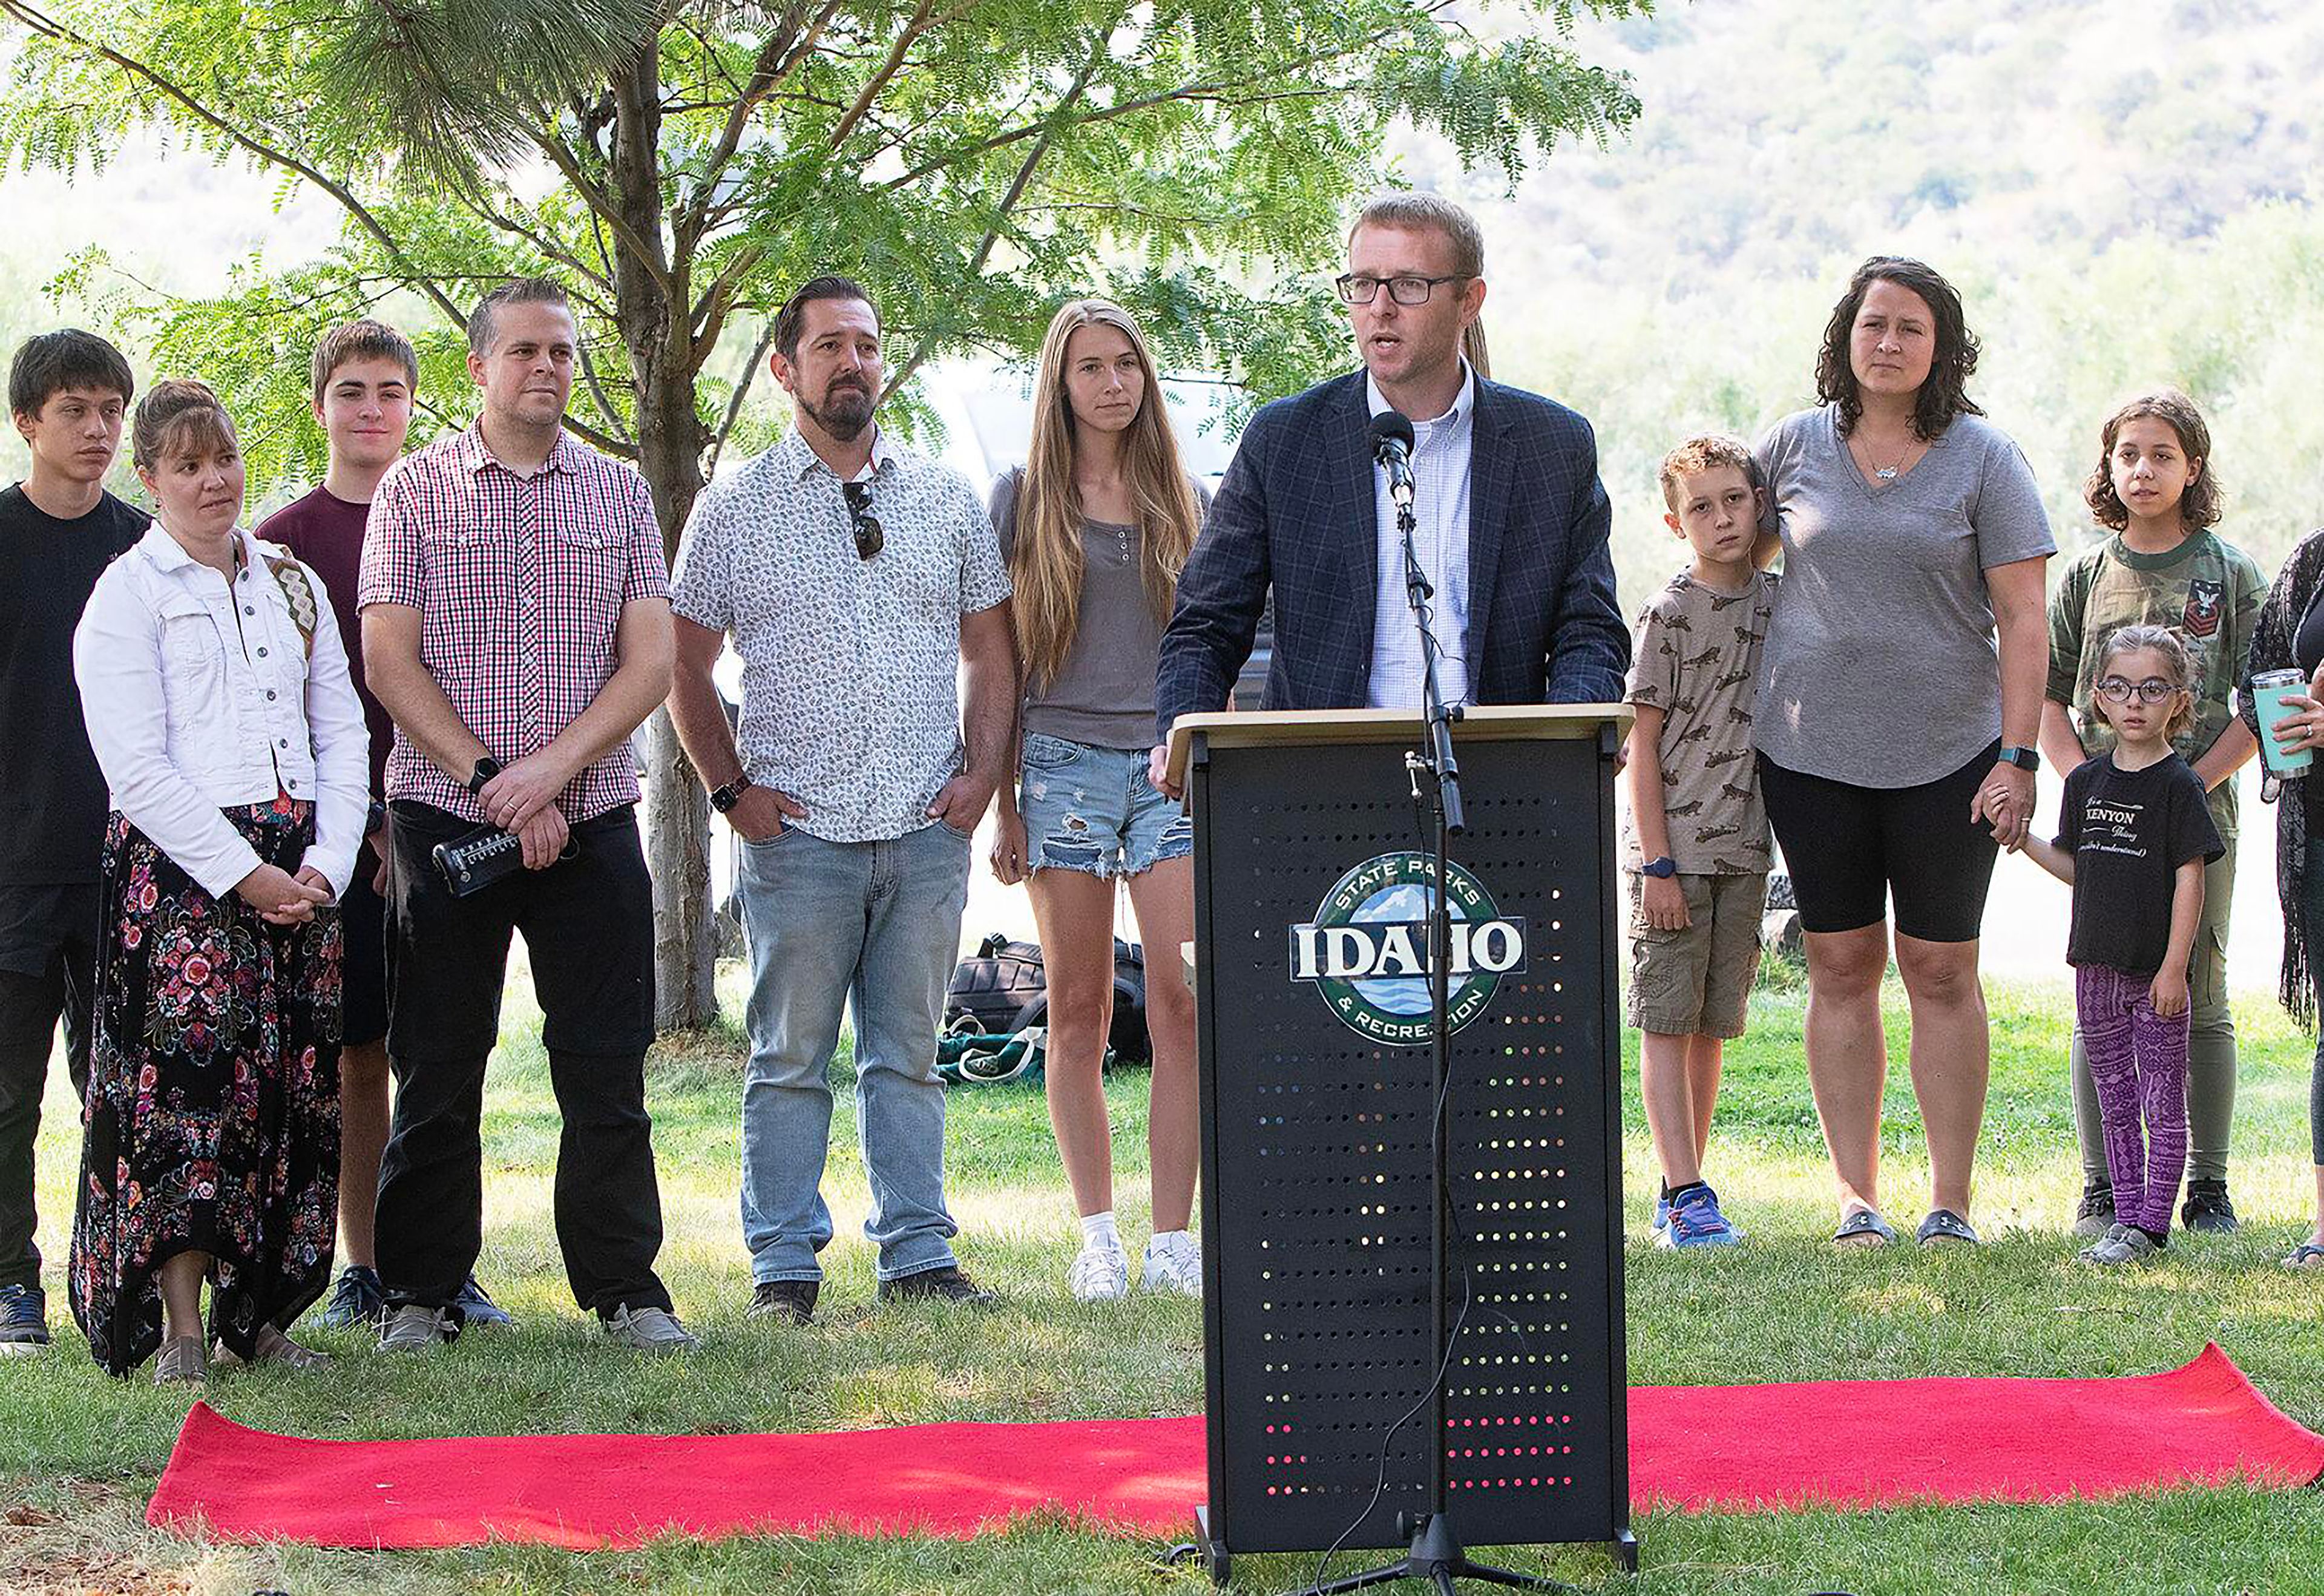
[986,299,1210,1304]
[1753,256,2054,1250]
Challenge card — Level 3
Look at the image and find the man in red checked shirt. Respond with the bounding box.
[356,277,694,1356]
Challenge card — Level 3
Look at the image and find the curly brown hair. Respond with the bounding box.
[1814,256,1983,441]
[2083,389,2222,534]
[1657,433,1759,512]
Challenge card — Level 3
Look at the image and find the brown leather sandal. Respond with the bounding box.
[153,1336,206,1385]
[212,1323,333,1370]
[255,1324,332,1368]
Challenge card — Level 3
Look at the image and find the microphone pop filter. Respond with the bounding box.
[1369,410,1415,453]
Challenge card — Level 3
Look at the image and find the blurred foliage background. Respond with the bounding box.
[3,0,2319,612]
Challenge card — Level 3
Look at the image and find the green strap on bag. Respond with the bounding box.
[937,1026,1046,1086]
[933,1025,1119,1088]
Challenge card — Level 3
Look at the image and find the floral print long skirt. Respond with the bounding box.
[68,800,342,1376]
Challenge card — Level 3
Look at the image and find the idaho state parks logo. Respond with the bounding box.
[1289,852,1528,1045]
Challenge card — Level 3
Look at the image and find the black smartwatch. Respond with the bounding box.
[467,755,504,795]
[709,775,753,814]
[1641,855,1678,878]
[1997,746,2040,773]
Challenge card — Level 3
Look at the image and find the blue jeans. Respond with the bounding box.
[735,821,970,1282]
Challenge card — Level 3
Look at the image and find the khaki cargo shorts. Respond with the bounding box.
[1624,870,1768,1039]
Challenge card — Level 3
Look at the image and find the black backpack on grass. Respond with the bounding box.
[945,934,1151,1064]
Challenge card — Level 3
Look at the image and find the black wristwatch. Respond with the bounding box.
[467,756,504,795]
[1997,746,2040,773]
[709,775,753,814]
[364,799,388,835]
[1641,855,1678,878]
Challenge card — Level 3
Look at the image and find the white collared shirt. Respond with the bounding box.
[74,521,369,898]
[1365,364,1475,709]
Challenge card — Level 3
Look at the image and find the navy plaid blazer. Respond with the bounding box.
[1155,369,1629,740]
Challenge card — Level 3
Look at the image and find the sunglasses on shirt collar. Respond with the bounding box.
[840,480,884,560]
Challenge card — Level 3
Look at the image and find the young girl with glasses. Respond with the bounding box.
[2017,625,2224,1264]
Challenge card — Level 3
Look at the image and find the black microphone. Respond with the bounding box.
[1370,410,1416,510]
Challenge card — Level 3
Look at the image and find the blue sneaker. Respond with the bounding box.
[453,1275,514,1330]
[320,1264,386,1330]
[0,1281,51,1352]
[1650,1190,1672,1236]
[1657,1184,1741,1250]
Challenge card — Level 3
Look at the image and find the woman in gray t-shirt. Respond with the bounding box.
[986,298,1209,1304]
[1753,256,2054,1250]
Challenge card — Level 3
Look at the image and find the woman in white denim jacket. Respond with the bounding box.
[67,379,367,1383]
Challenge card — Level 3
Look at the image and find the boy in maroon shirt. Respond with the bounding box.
[258,321,508,1331]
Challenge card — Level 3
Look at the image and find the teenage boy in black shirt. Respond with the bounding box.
[0,330,146,1352]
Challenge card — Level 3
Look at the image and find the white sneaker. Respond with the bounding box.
[602,1303,699,1353]
[1141,1232,1203,1297]
[378,1304,455,1352]
[1068,1241,1130,1301]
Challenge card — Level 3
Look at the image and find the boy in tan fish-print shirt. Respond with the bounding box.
[1621,435,1778,1250]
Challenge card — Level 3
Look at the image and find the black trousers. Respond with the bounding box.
[373,802,670,1316]
[0,884,99,1292]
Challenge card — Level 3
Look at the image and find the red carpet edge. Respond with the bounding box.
[147,1343,2324,1550]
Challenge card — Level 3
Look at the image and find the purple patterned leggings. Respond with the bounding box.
[2073,964,2190,1238]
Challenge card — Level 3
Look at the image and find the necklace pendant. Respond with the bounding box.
[1875,466,1899,481]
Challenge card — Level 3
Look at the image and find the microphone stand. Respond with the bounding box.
[1403,503,1466,842]
[1279,497,1571,1596]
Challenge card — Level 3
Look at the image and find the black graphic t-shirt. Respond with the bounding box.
[2055,750,2225,973]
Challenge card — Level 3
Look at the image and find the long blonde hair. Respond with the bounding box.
[1012,299,1202,692]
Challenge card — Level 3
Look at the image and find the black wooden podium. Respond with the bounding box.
[1166,706,1635,1586]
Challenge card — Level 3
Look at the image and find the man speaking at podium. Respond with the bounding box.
[1151,192,1626,795]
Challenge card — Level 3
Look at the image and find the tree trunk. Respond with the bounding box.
[607,45,721,1031]
[643,711,717,1030]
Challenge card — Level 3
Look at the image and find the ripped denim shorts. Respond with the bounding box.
[1017,731,1193,879]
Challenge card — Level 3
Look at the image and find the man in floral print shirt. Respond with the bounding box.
[666,275,1015,1324]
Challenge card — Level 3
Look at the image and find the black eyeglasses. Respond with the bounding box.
[2096,675,2179,705]
[841,480,883,560]
[1334,272,1472,306]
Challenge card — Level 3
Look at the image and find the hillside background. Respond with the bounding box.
[5,0,2322,605]
[1452,0,2324,605]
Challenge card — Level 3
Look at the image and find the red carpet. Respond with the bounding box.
[149,1345,2322,1549]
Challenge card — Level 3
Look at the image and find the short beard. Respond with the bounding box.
[799,383,874,443]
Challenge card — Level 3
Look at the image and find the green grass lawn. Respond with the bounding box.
[5,959,2322,1594]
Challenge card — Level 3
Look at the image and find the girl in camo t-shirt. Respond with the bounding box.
[2042,390,2263,1241]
